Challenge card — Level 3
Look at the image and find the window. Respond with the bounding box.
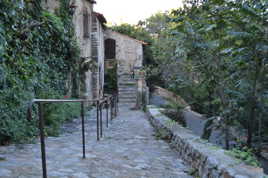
[83,10,90,38]
[105,39,116,59]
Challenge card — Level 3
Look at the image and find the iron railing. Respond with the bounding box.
[27,94,118,178]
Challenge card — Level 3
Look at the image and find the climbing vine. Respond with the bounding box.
[0,0,80,144]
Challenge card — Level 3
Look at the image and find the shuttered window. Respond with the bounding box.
[83,11,89,38]
[105,39,116,59]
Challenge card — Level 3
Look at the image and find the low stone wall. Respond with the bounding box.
[153,86,189,107]
[182,109,226,147]
[147,105,266,178]
[182,109,206,136]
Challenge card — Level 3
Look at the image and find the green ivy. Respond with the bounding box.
[0,0,80,144]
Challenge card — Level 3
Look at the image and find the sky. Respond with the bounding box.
[94,0,183,25]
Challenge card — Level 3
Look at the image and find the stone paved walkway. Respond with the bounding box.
[0,107,192,178]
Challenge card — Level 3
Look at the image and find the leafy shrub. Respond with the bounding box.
[104,66,117,94]
[44,102,81,136]
[161,101,187,127]
[226,147,261,167]
[146,0,268,149]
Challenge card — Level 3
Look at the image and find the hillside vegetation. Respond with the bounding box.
[112,0,268,151]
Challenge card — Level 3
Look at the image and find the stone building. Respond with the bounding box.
[68,0,106,100]
[42,0,147,105]
[105,30,146,74]
[43,0,106,100]
[104,30,148,107]
[91,12,106,99]
[69,0,95,99]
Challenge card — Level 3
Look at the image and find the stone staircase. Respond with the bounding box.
[118,72,137,107]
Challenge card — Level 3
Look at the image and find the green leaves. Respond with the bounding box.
[0,0,80,144]
[226,148,261,167]
[146,0,268,150]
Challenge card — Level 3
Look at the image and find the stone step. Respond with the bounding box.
[119,81,136,84]
[119,96,137,101]
[118,74,133,77]
[118,82,136,86]
[118,82,136,85]
[118,78,134,81]
[118,81,136,85]
[118,74,132,77]
[118,89,136,93]
[117,72,132,75]
[118,76,133,79]
[118,86,136,90]
[119,96,136,100]
[119,90,136,94]
[118,103,136,107]
[119,100,136,103]
[118,88,137,92]
[118,78,135,82]
[118,85,136,88]
[118,103,136,108]
[119,92,136,96]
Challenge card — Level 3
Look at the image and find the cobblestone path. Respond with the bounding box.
[0,107,192,178]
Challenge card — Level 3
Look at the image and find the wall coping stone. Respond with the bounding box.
[146,105,267,178]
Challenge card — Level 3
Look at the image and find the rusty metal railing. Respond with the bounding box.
[27,94,118,178]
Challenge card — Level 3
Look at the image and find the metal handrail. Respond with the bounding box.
[28,94,119,178]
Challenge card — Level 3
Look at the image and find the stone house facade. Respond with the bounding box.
[69,0,107,100]
[104,30,148,107]
[42,0,147,104]
[69,0,95,99]
[104,30,146,75]
[91,12,106,99]
[43,0,106,100]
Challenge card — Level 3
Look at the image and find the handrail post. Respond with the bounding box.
[106,99,109,128]
[100,102,103,138]
[114,95,116,117]
[81,102,86,159]
[38,103,47,178]
[96,100,100,141]
[111,96,114,121]
[116,95,119,116]
[113,95,116,117]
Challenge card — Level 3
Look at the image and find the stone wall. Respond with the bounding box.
[150,87,230,147]
[152,86,189,107]
[147,106,266,178]
[182,109,206,136]
[91,13,105,99]
[71,0,93,59]
[42,0,95,99]
[42,0,106,100]
[71,0,94,99]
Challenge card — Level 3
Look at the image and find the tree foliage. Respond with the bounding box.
[112,0,268,151]
[146,0,268,149]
